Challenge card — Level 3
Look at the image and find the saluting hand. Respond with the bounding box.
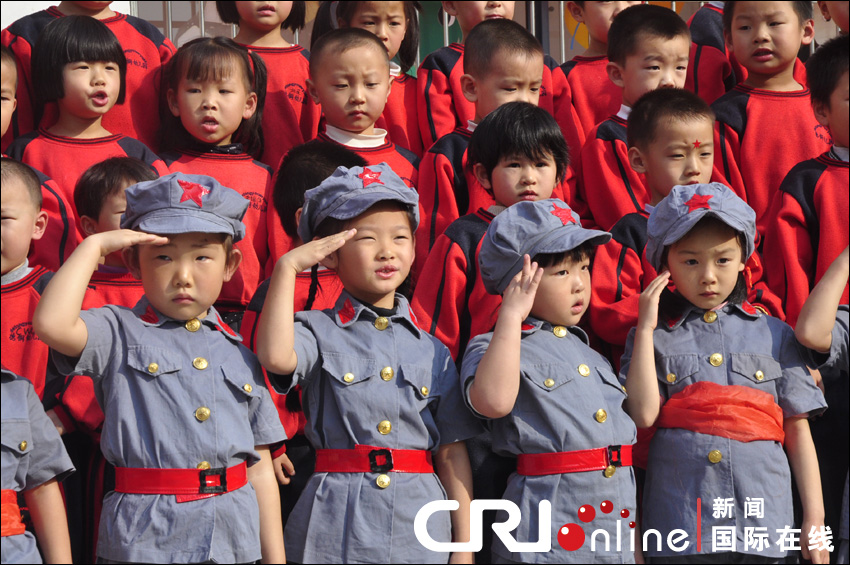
[86,229,168,258]
[499,254,544,323]
[636,271,671,332]
[278,229,356,275]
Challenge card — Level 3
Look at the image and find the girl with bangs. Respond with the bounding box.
[159,37,276,332]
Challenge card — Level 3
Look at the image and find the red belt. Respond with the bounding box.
[114,462,247,503]
[1,490,25,537]
[315,445,434,473]
[517,445,633,476]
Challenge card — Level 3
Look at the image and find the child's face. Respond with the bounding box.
[1,179,47,276]
[59,60,121,120]
[608,33,689,107]
[569,1,640,45]
[81,185,128,268]
[168,68,257,146]
[817,1,850,33]
[630,116,715,203]
[348,1,408,61]
[132,232,239,321]
[444,1,515,35]
[235,1,293,32]
[813,70,849,148]
[665,223,745,311]
[464,50,543,121]
[307,44,390,135]
[1,60,17,138]
[529,253,591,326]
[726,1,814,79]
[476,153,557,207]
[326,204,414,310]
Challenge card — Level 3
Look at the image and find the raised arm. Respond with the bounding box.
[468,255,543,418]
[33,230,166,358]
[795,246,849,353]
[256,230,355,375]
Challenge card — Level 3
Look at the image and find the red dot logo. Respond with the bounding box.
[578,504,596,522]
[620,509,630,518]
[600,500,613,513]
[557,523,586,551]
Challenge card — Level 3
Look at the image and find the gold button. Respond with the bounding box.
[703,311,717,323]
[18,441,27,451]
[197,461,211,470]
[621,385,627,393]
[578,364,591,377]
[376,474,391,488]
[343,372,355,383]
[420,386,429,396]
[193,357,208,370]
[666,373,676,383]
[603,465,616,478]
[380,367,394,381]
[147,362,159,374]
[243,383,253,393]
[755,370,765,381]
[543,378,555,388]
[708,450,723,464]
[553,325,567,338]
[709,353,723,367]
[374,317,389,331]
[185,318,201,332]
[595,409,608,423]
[195,406,211,421]
[378,420,392,435]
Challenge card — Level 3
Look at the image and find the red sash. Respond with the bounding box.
[656,381,785,445]
[1,490,25,537]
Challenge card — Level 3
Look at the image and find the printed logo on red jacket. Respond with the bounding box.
[243,192,268,212]
[9,322,39,342]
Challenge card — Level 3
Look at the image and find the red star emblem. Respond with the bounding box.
[550,203,576,225]
[178,179,210,207]
[338,299,356,324]
[741,302,757,315]
[215,314,237,336]
[521,323,535,331]
[692,139,702,148]
[684,193,713,213]
[140,305,158,324]
[357,167,384,187]
[666,314,681,329]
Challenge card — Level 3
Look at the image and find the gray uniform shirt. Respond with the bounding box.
[53,297,285,563]
[275,291,484,564]
[1,369,74,564]
[461,318,637,564]
[621,301,827,558]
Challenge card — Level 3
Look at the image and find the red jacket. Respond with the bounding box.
[315,131,419,188]
[378,72,423,158]
[560,55,621,148]
[685,4,747,105]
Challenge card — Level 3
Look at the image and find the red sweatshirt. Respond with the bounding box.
[1,6,175,152]
[314,130,419,188]
[763,151,849,327]
[160,148,274,310]
[560,55,621,145]
[685,3,747,105]
[712,84,831,236]
[410,207,500,362]
[378,70,422,158]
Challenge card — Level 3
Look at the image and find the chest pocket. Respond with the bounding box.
[322,353,376,388]
[127,345,182,378]
[1,420,33,459]
[657,354,700,392]
[596,366,628,397]
[222,364,263,401]
[399,365,438,402]
[730,353,783,385]
[522,363,574,392]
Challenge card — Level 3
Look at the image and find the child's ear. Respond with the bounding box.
[442,1,459,17]
[811,100,831,128]
[80,215,98,237]
[31,210,48,241]
[460,74,478,103]
[166,88,180,117]
[306,78,321,105]
[223,247,243,282]
[628,146,647,174]
[242,91,258,120]
[472,163,491,189]
[123,247,141,279]
[606,61,625,88]
[800,18,816,46]
[566,2,585,23]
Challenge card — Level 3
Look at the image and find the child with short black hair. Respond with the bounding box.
[622,182,828,563]
[35,172,286,563]
[257,163,481,563]
[578,3,691,230]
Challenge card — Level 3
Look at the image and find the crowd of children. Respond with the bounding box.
[0,1,847,563]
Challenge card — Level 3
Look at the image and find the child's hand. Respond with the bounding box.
[279,229,356,275]
[636,271,671,331]
[89,229,168,258]
[499,255,543,323]
[272,451,295,485]
[45,409,65,436]
[801,520,830,564]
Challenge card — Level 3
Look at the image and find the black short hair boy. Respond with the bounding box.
[308,28,388,77]
[607,4,690,66]
[722,1,813,34]
[628,88,715,149]
[806,35,850,110]
[463,18,544,78]
[74,157,158,221]
[1,157,42,209]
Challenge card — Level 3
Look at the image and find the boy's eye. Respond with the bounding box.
[738,25,751,31]
[155,255,171,262]
[670,153,684,159]
[684,259,698,266]
[502,87,517,92]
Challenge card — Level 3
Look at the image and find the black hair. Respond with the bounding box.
[532,240,598,269]
[31,16,127,120]
[309,27,389,77]
[215,1,306,32]
[273,141,367,238]
[607,5,690,66]
[467,101,570,187]
[161,36,267,159]
[463,18,543,78]
[807,35,849,109]
[723,1,813,34]
[312,1,422,74]
[628,88,715,149]
[74,157,158,220]
[1,157,42,209]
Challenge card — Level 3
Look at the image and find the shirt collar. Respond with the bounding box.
[663,298,762,330]
[331,290,422,337]
[131,296,243,342]
[467,120,478,132]
[1,367,15,383]
[1,260,32,286]
[832,145,849,162]
[520,315,590,344]
[324,124,388,147]
[616,104,632,121]
[390,61,402,77]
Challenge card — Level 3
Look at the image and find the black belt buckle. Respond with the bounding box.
[607,445,623,467]
[369,449,394,473]
[199,467,227,494]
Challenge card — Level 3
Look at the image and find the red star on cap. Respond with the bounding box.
[684,193,713,213]
[358,167,383,187]
[178,179,210,207]
[550,203,576,225]
[692,140,702,148]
